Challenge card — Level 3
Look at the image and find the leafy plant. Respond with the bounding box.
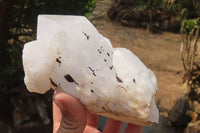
[180,17,200,91]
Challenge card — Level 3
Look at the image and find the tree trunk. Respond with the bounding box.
[147,0,153,32]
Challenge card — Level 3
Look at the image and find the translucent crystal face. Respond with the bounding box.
[22,15,159,125]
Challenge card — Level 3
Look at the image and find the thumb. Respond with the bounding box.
[53,92,87,133]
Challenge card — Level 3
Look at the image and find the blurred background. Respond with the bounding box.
[0,0,200,133]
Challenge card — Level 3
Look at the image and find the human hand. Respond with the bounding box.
[53,92,143,133]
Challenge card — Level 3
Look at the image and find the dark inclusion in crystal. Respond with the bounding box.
[64,74,79,85]
[56,57,62,67]
[133,78,136,83]
[109,65,113,70]
[88,66,96,76]
[116,75,123,83]
[82,32,90,40]
[50,78,58,87]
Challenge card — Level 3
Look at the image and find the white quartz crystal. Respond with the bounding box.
[22,15,159,126]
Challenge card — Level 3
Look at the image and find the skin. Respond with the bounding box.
[53,92,143,133]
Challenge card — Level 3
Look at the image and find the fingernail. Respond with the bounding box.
[54,100,65,113]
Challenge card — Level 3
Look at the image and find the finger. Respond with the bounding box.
[87,112,99,128]
[125,124,143,133]
[53,92,87,133]
[53,100,62,133]
[102,118,124,133]
[84,125,101,133]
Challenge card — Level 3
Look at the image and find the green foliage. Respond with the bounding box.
[133,0,147,11]
[0,0,96,90]
[181,8,189,18]
[179,7,200,33]
[181,18,200,33]
[152,0,168,9]
[180,13,200,78]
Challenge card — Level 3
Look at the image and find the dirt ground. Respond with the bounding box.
[89,0,187,132]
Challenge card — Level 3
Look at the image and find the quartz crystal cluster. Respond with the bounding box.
[22,15,159,126]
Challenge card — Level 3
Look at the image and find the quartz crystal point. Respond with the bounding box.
[22,15,159,126]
